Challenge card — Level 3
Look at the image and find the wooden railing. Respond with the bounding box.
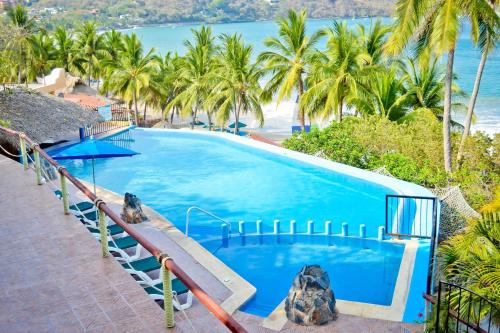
[0,125,247,333]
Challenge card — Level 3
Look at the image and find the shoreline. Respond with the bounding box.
[114,16,392,33]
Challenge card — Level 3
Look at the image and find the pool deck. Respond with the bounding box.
[0,153,424,332]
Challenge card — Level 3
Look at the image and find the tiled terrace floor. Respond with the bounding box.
[0,155,169,333]
[0,153,424,333]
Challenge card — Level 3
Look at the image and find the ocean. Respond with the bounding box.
[125,18,499,134]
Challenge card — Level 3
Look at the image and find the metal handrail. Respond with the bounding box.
[185,206,231,237]
[424,280,499,333]
[0,125,247,333]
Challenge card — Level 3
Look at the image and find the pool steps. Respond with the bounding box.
[225,220,390,240]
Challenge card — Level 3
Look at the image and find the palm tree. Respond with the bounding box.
[103,29,125,61]
[167,27,217,129]
[356,19,391,66]
[397,57,467,125]
[437,213,500,327]
[384,0,499,173]
[28,31,56,84]
[351,68,410,121]
[107,33,157,125]
[302,21,374,123]
[155,53,184,124]
[457,0,500,165]
[76,22,106,87]
[258,9,324,130]
[6,5,36,84]
[208,34,264,135]
[53,26,83,75]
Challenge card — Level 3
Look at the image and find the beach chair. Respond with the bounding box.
[69,201,95,213]
[75,206,125,236]
[291,125,311,133]
[127,267,193,311]
[90,230,138,251]
[144,278,193,311]
[89,230,143,260]
[75,210,99,221]
[121,255,161,273]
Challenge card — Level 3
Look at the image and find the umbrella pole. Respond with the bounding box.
[92,158,96,195]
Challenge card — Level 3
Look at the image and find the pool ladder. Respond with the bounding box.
[185,206,231,237]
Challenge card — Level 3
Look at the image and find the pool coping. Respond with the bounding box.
[86,181,257,315]
[262,239,418,330]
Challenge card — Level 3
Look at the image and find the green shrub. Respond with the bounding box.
[283,116,498,209]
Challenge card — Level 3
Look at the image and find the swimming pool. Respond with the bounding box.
[56,128,433,321]
[202,234,405,316]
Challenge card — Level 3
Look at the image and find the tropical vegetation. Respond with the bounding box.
[429,209,500,331]
[0,4,498,204]
[1,4,499,326]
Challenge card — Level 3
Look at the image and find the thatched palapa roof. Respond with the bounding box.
[0,89,101,145]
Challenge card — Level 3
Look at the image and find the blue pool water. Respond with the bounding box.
[61,129,396,239]
[202,234,404,316]
[57,128,416,317]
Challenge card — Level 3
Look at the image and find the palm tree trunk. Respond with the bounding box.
[143,104,147,127]
[170,107,175,124]
[457,49,487,166]
[234,110,239,135]
[132,90,139,126]
[443,48,455,174]
[207,111,213,131]
[338,96,344,122]
[234,97,242,135]
[88,60,92,86]
[297,78,305,130]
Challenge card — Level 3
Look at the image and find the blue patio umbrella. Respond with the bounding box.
[228,121,247,129]
[50,139,139,194]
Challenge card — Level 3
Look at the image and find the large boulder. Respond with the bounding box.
[285,265,336,326]
[121,193,148,224]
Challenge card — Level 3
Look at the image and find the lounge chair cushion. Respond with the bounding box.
[76,211,98,221]
[86,223,124,236]
[109,236,137,249]
[144,278,189,296]
[69,201,95,212]
[122,256,160,272]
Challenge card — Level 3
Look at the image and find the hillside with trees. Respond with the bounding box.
[21,0,395,29]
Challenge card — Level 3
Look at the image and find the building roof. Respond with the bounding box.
[63,93,110,109]
[0,89,101,145]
